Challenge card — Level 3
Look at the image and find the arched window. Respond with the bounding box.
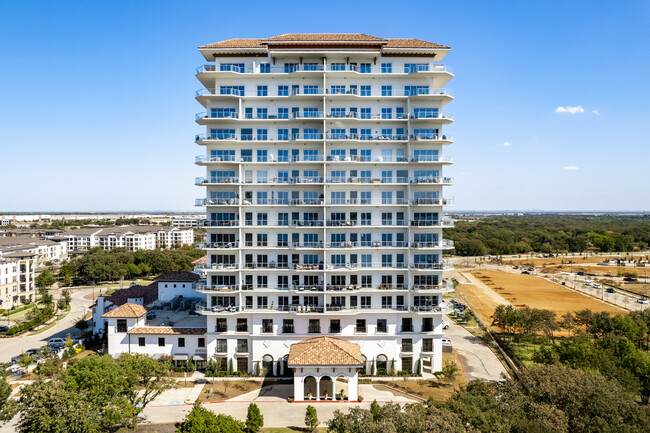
[361,355,367,375]
[376,354,388,373]
[262,354,274,376]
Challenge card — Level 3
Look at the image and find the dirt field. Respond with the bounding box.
[457,270,622,325]
[198,379,262,402]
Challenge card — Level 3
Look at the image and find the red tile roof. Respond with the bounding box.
[288,337,363,366]
[385,38,450,49]
[263,33,385,43]
[101,303,147,318]
[199,39,263,49]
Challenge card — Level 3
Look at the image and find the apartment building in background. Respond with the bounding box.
[193,33,455,379]
[55,225,194,253]
[0,252,36,308]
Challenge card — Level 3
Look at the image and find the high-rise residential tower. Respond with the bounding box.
[194,34,454,383]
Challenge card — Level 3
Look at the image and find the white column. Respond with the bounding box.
[348,371,359,401]
[293,371,303,401]
[315,377,320,401]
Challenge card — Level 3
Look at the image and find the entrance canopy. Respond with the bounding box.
[288,337,362,402]
[288,336,363,367]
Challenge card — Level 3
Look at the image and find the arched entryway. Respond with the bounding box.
[376,354,388,374]
[335,376,349,400]
[262,354,274,376]
[280,354,292,377]
[360,355,367,375]
[304,375,317,400]
[319,376,333,400]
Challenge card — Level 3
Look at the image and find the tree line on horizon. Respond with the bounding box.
[447,215,650,256]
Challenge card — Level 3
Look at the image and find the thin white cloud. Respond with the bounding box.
[562,165,579,171]
[592,110,600,115]
[500,141,512,147]
[555,105,585,114]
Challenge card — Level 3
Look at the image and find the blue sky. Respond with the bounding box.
[0,0,648,212]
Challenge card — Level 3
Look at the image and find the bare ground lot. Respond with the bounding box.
[456,270,622,325]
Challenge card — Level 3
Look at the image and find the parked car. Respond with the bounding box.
[637,298,650,305]
[5,364,21,374]
[442,337,452,346]
[521,271,530,275]
[623,277,638,282]
[10,355,21,364]
[606,288,616,293]
[585,281,593,286]
[528,267,534,271]
[593,284,602,289]
[25,348,40,356]
[0,326,8,333]
[48,337,66,346]
[513,265,519,269]
[577,271,585,276]
[146,310,156,320]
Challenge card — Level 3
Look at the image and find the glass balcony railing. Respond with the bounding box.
[196,64,452,75]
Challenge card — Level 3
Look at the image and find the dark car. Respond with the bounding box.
[0,326,9,333]
[606,288,616,293]
[623,277,638,282]
[521,271,530,275]
[577,271,585,276]
[146,310,156,320]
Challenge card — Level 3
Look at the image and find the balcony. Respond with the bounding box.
[411,282,455,293]
[411,240,455,249]
[326,198,410,206]
[410,198,455,206]
[202,220,239,227]
[196,64,326,75]
[195,87,324,98]
[326,133,409,141]
[195,133,323,143]
[196,282,240,292]
[195,155,237,164]
[242,198,324,206]
[410,219,454,227]
[195,198,239,206]
[198,241,239,248]
[409,262,453,271]
[195,177,240,185]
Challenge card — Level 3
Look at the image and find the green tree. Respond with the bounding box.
[0,375,18,421]
[74,316,89,331]
[35,270,55,288]
[442,360,459,380]
[178,402,245,433]
[245,402,264,433]
[304,405,319,432]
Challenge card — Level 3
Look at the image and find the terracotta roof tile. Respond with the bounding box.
[101,303,147,318]
[263,33,386,43]
[154,271,201,282]
[199,39,264,49]
[385,38,450,49]
[288,337,363,366]
[127,327,206,335]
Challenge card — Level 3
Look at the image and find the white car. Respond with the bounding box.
[5,364,21,374]
[441,319,449,330]
[593,284,602,289]
[584,281,593,286]
[637,298,650,305]
[442,337,452,346]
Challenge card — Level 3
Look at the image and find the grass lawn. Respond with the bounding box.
[198,379,262,402]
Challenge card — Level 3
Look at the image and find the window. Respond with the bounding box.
[360,107,371,119]
[422,338,433,352]
[331,85,345,95]
[359,63,371,73]
[216,339,227,353]
[401,338,413,352]
[278,85,289,96]
[138,337,145,347]
[360,296,371,309]
[355,319,366,333]
[158,337,165,347]
[381,85,392,96]
[381,108,392,119]
[216,318,227,332]
[259,63,270,73]
[330,319,341,333]
[308,319,320,333]
[178,337,186,347]
[303,85,319,94]
[236,318,248,332]
[330,63,345,71]
[360,85,371,96]
[283,319,294,333]
[376,354,388,372]
[381,63,392,73]
[198,338,205,348]
[401,357,413,373]
[284,63,298,73]
[236,339,248,353]
[262,319,273,333]
[377,319,387,333]
[237,358,248,372]
[401,317,413,332]
[116,319,127,333]
[381,296,393,309]
[257,85,268,96]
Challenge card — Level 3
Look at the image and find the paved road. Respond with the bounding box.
[0,288,95,363]
[444,317,509,382]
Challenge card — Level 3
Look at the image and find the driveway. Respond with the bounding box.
[0,288,95,363]
[444,317,509,382]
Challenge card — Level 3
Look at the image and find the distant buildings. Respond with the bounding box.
[53,225,194,253]
[0,252,36,308]
[172,216,204,228]
[0,236,68,265]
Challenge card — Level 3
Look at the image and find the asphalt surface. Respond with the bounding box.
[0,288,95,363]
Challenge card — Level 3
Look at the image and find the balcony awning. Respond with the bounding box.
[193,355,206,361]
[173,354,189,361]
